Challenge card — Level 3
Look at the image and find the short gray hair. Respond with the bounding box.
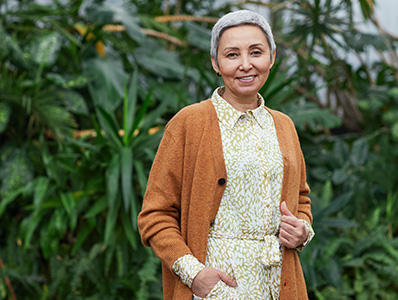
[210,10,276,67]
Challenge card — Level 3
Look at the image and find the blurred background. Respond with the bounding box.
[0,0,397,299]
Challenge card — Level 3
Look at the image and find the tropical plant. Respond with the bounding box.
[0,0,397,299]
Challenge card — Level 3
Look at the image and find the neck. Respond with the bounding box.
[221,89,259,112]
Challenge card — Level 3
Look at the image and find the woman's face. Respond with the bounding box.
[212,24,275,102]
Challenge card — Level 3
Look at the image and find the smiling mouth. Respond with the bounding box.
[238,75,256,81]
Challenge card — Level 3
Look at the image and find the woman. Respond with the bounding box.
[138,10,314,300]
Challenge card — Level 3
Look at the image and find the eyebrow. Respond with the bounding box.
[223,43,265,51]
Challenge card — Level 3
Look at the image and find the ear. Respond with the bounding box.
[211,56,220,74]
[270,50,276,69]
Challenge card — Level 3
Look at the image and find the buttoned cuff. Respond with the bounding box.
[296,220,315,252]
[172,254,205,288]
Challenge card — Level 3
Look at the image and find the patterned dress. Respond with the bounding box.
[172,88,314,300]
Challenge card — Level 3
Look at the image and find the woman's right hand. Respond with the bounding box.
[191,267,237,298]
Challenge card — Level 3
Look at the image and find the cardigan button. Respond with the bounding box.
[218,178,226,186]
[210,220,215,227]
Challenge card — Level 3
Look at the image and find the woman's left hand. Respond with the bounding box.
[279,201,309,249]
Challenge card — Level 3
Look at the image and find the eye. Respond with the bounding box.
[226,52,238,58]
[251,50,262,56]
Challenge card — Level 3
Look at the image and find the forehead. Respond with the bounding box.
[219,24,268,46]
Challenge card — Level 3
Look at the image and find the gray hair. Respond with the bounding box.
[210,10,276,67]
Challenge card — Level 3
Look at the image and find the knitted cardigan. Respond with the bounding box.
[138,99,312,300]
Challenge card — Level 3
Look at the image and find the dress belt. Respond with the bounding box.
[208,231,281,268]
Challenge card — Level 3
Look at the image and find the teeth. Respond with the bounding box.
[241,76,254,80]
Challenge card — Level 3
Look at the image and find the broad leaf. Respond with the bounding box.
[30,32,62,66]
[84,58,128,111]
[135,40,185,79]
[350,138,369,166]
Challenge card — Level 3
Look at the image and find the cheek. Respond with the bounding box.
[257,58,272,71]
[218,57,241,72]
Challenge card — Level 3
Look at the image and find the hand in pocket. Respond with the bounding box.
[191,267,237,298]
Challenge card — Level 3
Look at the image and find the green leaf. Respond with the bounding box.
[0,186,26,217]
[135,40,185,79]
[72,220,96,255]
[333,140,349,166]
[60,192,77,230]
[287,102,341,132]
[33,93,76,137]
[60,192,74,216]
[0,149,33,199]
[123,70,139,145]
[96,105,122,148]
[318,191,353,218]
[0,102,11,133]
[83,58,128,111]
[33,177,49,210]
[126,88,153,145]
[134,161,147,198]
[104,198,120,245]
[350,138,369,167]
[332,168,348,185]
[30,32,62,66]
[59,90,89,115]
[46,73,89,89]
[321,180,333,205]
[311,167,331,182]
[85,2,144,44]
[107,153,120,208]
[0,24,29,68]
[121,209,137,249]
[139,96,167,134]
[185,22,211,51]
[120,147,133,212]
[318,218,358,228]
[22,210,45,250]
[85,196,108,218]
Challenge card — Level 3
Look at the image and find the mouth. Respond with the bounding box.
[237,75,256,82]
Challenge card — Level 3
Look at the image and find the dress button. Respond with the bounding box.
[218,178,226,185]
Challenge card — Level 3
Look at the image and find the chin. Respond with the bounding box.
[236,86,261,95]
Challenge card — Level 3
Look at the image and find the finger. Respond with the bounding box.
[279,227,302,248]
[280,201,294,217]
[280,223,297,235]
[281,221,305,240]
[281,215,299,226]
[281,221,300,234]
[218,271,237,287]
[279,235,295,249]
[279,227,294,241]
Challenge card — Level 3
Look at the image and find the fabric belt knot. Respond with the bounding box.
[260,235,281,267]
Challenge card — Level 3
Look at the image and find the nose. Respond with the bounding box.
[239,54,252,71]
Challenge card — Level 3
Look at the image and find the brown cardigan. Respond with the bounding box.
[138,99,312,300]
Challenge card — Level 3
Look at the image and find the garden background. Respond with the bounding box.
[1,0,397,299]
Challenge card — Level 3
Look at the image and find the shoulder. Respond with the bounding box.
[266,107,295,128]
[166,99,215,130]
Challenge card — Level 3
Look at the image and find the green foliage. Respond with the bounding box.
[0,0,397,299]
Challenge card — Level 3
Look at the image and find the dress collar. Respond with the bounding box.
[211,87,271,130]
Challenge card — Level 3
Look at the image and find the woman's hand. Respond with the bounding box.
[191,267,237,298]
[279,201,309,249]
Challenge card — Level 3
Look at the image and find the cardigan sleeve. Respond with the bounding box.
[137,127,193,271]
